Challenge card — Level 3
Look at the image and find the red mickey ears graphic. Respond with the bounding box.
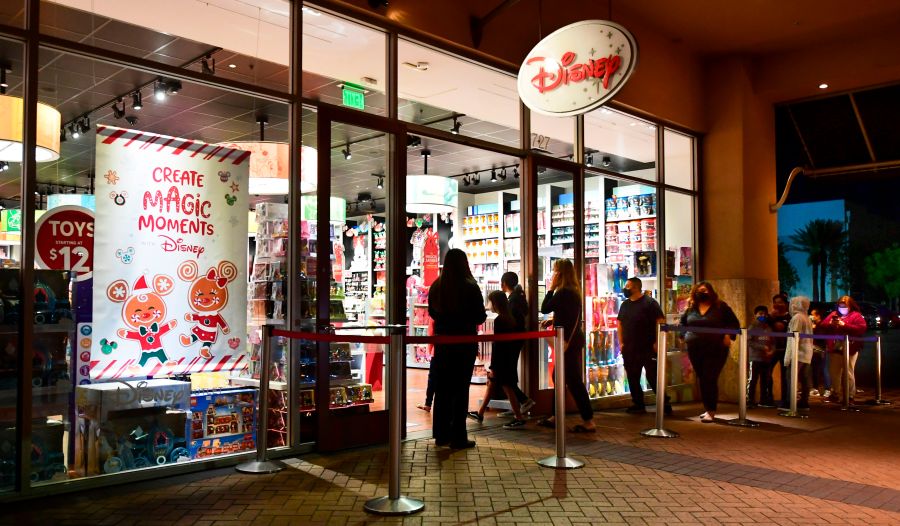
[206,269,228,288]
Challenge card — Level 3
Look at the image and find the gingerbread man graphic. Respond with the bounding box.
[177,260,237,359]
[107,274,178,368]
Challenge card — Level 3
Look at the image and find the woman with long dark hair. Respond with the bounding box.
[538,258,596,432]
[679,281,740,423]
[428,248,487,449]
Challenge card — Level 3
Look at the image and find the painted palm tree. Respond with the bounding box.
[820,219,847,301]
[787,220,827,301]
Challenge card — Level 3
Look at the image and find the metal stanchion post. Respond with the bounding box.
[538,327,584,469]
[729,328,759,427]
[365,329,424,515]
[236,326,286,474]
[641,325,679,438]
[779,332,805,418]
[873,336,891,405]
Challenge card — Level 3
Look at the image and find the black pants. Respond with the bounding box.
[810,351,827,391]
[424,352,440,406]
[551,345,594,422]
[432,345,477,445]
[623,350,668,408]
[783,362,812,408]
[748,360,773,404]
[687,344,729,412]
[770,348,787,406]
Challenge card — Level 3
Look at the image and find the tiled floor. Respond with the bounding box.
[5,392,900,525]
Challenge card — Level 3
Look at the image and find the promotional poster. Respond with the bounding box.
[91,126,250,379]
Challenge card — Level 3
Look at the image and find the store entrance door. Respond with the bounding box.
[308,106,404,451]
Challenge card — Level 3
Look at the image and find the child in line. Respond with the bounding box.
[784,296,814,410]
[468,291,527,428]
[808,308,829,397]
[748,305,774,407]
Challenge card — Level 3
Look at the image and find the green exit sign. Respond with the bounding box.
[342,86,365,110]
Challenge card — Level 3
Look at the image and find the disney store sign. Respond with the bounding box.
[517,20,638,117]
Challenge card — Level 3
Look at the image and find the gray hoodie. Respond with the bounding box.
[785,296,814,365]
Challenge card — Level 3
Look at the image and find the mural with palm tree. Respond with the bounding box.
[786,219,847,301]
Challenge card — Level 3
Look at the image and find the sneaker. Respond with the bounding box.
[822,389,832,398]
[466,411,483,423]
[664,404,674,416]
[626,405,647,414]
[809,389,820,397]
[520,399,536,414]
[503,419,527,429]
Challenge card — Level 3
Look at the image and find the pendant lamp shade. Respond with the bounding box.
[406,175,457,213]
[217,141,317,195]
[0,94,62,162]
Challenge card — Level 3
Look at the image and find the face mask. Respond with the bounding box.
[695,292,710,302]
[622,287,632,298]
[757,316,767,322]
[838,307,849,316]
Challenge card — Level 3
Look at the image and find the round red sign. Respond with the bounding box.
[35,205,95,281]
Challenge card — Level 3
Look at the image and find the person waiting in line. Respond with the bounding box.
[767,293,792,409]
[498,272,536,415]
[747,305,774,408]
[617,277,670,415]
[819,295,867,404]
[428,248,487,449]
[468,291,528,428]
[537,258,596,433]
[679,281,740,423]
[784,296,814,411]
[808,308,830,398]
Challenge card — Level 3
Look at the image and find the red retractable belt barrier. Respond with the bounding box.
[407,330,555,345]
[270,329,390,345]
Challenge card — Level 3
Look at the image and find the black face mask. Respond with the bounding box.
[622,287,632,298]
[695,292,710,302]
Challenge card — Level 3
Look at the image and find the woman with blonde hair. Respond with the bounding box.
[538,258,596,432]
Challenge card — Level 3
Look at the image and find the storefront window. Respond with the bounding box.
[31,48,290,485]
[663,190,695,318]
[585,107,657,182]
[0,39,24,493]
[664,129,695,190]
[303,8,387,115]
[399,39,519,147]
[530,112,574,159]
[39,0,290,92]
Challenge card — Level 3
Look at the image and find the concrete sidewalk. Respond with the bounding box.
[4,392,900,525]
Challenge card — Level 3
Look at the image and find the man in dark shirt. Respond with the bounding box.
[768,293,792,408]
[617,277,670,414]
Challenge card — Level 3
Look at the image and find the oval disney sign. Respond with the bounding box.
[517,20,638,117]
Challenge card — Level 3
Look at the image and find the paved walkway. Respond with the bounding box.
[5,393,900,525]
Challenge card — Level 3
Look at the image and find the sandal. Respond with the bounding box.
[466,411,484,423]
[570,424,596,433]
[537,418,555,428]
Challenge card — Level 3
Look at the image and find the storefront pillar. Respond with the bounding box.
[701,57,780,402]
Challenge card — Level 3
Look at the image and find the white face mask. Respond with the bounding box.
[838,307,849,316]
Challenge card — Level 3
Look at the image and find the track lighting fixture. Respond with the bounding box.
[167,80,182,95]
[59,127,66,143]
[586,154,594,167]
[201,54,215,75]
[368,0,389,8]
[451,116,461,135]
[125,115,139,126]
[342,144,352,160]
[111,98,126,119]
[462,174,470,187]
[0,67,7,89]
[490,170,497,183]
[472,173,480,186]
[407,135,421,148]
[513,166,519,178]
[0,162,9,172]
[499,168,507,181]
[79,116,91,134]
[376,176,384,189]
[131,90,143,110]
[602,156,612,167]
[69,123,79,140]
[154,79,167,101]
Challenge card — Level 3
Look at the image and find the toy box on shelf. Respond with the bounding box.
[0,420,66,484]
[188,387,256,459]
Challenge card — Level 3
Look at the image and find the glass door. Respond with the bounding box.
[308,106,398,451]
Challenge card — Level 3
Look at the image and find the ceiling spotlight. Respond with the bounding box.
[586,154,594,167]
[228,63,237,69]
[462,174,470,187]
[407,135,422,148]
[376,176,384,189]
[490,169,498,183]
[499,168,507,181]
[167,80,182,95]
[0,66,7,93]
[131,90,143,110]
[59,127,66,143]
[69,123,80,140]
[513,166,519,179]
[472,173,480,186]
[111,98,126,119]
[368,0,389,8]
[201,54,215,75]
[79,116,90,134]
[629,122,637,127]
[125,115,139,126]
[154,79,167,101]
[819,83,829,89]
[602,156,612,167]
[0,162,9,172]
[450,116,461,135]
[342,145,352,160]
